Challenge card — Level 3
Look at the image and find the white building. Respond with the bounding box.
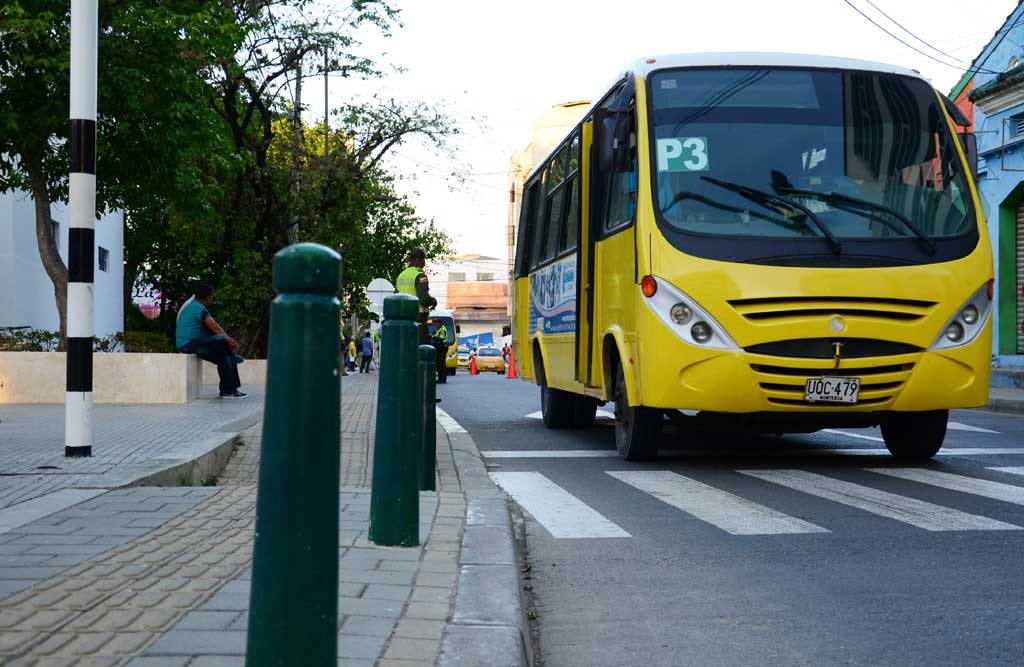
[0,189,123,337]
[428,254,509,339]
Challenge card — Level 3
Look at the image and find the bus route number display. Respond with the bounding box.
[805,376,860,404]
[656,137,710,173]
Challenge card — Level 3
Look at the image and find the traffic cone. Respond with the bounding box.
[506,348,518,379]
[469,354,479,375]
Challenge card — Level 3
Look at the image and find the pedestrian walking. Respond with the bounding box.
[347,337,358,372]
[359,331,374,374]
[395,248,437,344]
[431,319,449,384]
[175,284,246,398]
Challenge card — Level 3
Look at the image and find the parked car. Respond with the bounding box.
[474,347,505,373]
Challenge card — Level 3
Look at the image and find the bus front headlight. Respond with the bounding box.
[642,275,738,350]
[930,282,992,351]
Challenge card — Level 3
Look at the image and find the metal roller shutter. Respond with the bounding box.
[1017,200,1024,353]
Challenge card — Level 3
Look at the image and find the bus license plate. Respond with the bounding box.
[805,377,860,404]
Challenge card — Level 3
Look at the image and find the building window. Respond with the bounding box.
[98,246,109,272]
[449,272,466,282]
[1010,56,1020,71]
[50,220,60,250]
[1012,114,1024,139]
[477,272,495,281]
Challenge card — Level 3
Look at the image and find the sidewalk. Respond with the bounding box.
[0,373,528,666]
[0,388,263,511]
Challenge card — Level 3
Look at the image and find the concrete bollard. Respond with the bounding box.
[245,243,342,667]
[418,345,437,492]
[369,294,421,546]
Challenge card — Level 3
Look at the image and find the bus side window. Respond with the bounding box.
[515,181,539,277]
[542,186,565,262]
[560,175,579,252]
[529,177,547,269]
[605,158,637,231]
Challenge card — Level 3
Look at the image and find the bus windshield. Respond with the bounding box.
[427,316,456,345]
[648,68,976,263]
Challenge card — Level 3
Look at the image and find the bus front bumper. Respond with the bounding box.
[638,322,992,415]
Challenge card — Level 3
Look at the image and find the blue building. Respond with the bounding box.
[953,1,1024,364]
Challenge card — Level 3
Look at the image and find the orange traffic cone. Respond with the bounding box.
[469,354,479,375]
[506,348,518,379]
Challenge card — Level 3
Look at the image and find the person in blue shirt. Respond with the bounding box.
[359,331,374,374]
[175,284,245,398]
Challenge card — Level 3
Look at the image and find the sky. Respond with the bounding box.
[303,0,1019,261]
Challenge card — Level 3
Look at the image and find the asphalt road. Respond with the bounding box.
[438,371,1024,667]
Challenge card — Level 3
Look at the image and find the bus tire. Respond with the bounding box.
[541,379,574,429]
[881,410,948,460]
[572,397,598,428]
[613,365,660,461]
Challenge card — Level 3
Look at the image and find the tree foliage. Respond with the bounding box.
[1,0,455,356]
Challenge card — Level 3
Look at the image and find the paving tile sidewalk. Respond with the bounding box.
[0,372,500,666]
[0,388,263,510]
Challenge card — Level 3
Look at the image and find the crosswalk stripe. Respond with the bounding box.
[869,468,1024,506]
[739,469,1020,531]
[822,429,884,442]
[990,467,1024,477]
[484,450,618,458]
[607,471,828,535]
[488,472,630,538]
[481,447,1024,459]
[948,421,999,434]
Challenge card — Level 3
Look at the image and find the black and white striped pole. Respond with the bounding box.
[65,0,97,458]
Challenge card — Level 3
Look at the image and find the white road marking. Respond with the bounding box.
[435,407,466,433]
[947,421,999,434]
[489,472,630,538]
[822,429,884,442]
[740,469,1020,531]
[481,447,1024,459]
[870,468,1024,506]
[990,467,1024,477]
[607,471,828,535]
[484,450,618,458]
[525,410,614,421]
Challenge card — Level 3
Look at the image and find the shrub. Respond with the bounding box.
[117,331,174,353]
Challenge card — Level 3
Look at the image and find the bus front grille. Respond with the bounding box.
[745,339,922,359]
[728,296,936,323]
[750,360,916,408]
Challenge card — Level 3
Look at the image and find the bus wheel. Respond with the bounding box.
[881,410,948,460]
[613,366,660,461]
[572,397,598,428]
[540,379,574,429]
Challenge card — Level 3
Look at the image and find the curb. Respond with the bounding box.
[435,407,532,667]
[984,398,1024,415]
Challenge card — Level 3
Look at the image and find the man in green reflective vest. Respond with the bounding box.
[431,320,449,384]
[395,248,437,344]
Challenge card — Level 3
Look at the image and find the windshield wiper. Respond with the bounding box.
[773,184,937,257]
[700,176,842,255]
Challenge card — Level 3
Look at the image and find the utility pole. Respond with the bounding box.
[66,0,97,458]
[288,57,303,245]
[324,46,329,164]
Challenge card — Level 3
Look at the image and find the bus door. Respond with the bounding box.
[575,120,596,386]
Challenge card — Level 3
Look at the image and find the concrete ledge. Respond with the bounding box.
[436,407,531,667]
[0,351,203,404]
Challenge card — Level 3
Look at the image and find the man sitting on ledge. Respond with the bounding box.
[175,283,246,398]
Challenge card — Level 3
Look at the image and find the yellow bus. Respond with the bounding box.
[511,53,991,461]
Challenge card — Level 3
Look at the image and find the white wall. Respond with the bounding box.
[0,189,123,337]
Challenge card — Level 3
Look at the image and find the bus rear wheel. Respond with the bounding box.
[540,379,574,428]
[881,410,948,460]
[613,365,660,461]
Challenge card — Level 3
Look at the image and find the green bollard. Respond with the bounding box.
[418,345,437,492]
[246,243,341,667]
[369,294,421,546]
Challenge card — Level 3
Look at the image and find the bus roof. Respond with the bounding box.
[624,52,928,81]
[521,53,930,185]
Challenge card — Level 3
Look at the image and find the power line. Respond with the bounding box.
[391,151,508,192]
[841,0,1000,75]
[858,0,971,66]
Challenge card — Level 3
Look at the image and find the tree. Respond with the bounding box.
[0,1,239,344]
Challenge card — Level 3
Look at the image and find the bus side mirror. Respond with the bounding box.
[959,132,978,178]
